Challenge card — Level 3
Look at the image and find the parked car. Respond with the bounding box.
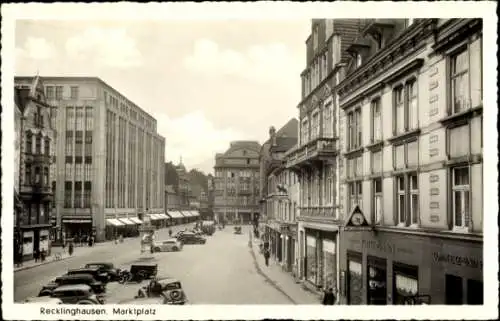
[201,221,215,236]
[66,267,109,283]
[234,226,242,234]
[176,232,206,245]
[39,274,105,296]
[25,296,63,304]
[152,239,183,252]
[135,277,188,305]
[118,263,158,284]
[49,284,105,304]
[84,262,121,281]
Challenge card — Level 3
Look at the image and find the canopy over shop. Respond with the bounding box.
[147,213,170,228]
[167,211,185,223]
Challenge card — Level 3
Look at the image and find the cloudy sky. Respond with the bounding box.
[15,19,310,174]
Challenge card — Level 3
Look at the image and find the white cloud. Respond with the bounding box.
[65,27,143,69]
[183,38,301,84]
[16,37,57,60]
[155,110,246,173]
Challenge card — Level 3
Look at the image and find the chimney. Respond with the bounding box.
[269,126,277,146]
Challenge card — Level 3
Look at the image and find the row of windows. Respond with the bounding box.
[63,181,92,208]
[25,132,51,156]
[104,91,155,130]
[304,51,328,97]
[24,165,50,186]
[300,165,336,207]
[66,106,93,131]
[346,45,481,151]
[300,100,335,145]
[215,170,260,179]
[268,200,297,222]
[347,166,472,230]
[18,202,50,226]
[45,86,64,100]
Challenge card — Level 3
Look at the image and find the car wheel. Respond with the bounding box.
[172,246,178,251]
[154,247,161,252]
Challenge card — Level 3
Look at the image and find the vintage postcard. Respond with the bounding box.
[1,1,498,320]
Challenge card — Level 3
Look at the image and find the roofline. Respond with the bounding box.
[14,75,158,124]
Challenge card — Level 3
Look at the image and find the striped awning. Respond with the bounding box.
[106,218,125,226]
[180,211,192,217]
[190,211,200,217]
[129,217,143,224]
[62,216,92,224]
[118,218,136,225]
[157,213,170,219]
[148,214,162,220]
[167,211,184,219]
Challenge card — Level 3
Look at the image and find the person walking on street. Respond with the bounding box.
[68,242,74,256]
[168,228,173,237]
[264,248,270,266]
[34,248,40,262]
[322,287,335,305]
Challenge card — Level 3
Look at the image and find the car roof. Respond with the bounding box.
[57,274,95,280]
[86,262,113,266]
[53,284,92,292]
[69,267,100,272]
[155,276,179,283]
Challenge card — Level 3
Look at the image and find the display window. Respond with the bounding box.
[305,235,317,284]
[347,253,363,305]
[367,256,387,305]
[393,262,419,305]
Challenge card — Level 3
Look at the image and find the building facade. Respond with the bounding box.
[337,19,483,305]
[214,141,261,224]
[285,19,366,293]
[14,76,55,260]
[14,76,166,242]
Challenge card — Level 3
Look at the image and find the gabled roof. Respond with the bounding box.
[270,136,298,153]
[14,87,30,113]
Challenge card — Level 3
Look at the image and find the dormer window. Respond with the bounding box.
[356,54,363,67]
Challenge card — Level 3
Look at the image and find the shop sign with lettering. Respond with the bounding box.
[432,252,483,269]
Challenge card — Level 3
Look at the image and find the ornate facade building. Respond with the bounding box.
[213,141,261,224]
[14,76,55,260]
[284,19,367,293]
[337,19,483,305]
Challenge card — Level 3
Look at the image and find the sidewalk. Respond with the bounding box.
[14,237,138,272]
[249,235,319,304]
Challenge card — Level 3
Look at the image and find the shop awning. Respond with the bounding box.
[180,211,192,217]
[167,211,184,219]
[106,218,125,226]
[118,218,136,225]
[148,214,162,220]
[157,213,170,220]
[190,211,200,217]
[129,217,143,224]
[62,216,92,224]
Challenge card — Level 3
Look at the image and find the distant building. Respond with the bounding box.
[213,141,261,224]
[14,76,56,260]
[15,76,166,241]
[164,185,180,210]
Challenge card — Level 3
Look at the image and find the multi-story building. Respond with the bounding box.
[285,19,366,293]
[214,141,261,224]
[337,19,483,305]
[14,76,56,260]
[14,76,166,242]
[165,185,180,211]
[259,119,298,273]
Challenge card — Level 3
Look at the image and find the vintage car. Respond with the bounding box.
[176,232,206,245]
[200,221,216,236]
[234,226,242,234]
[39,274,105,296]
[25,296,63,304]
[119,263,158,284]
[49,284,105,304]
[84,262,121,281]
[66,266,109,283]
[152,239,183,252]
[135,277,188,305]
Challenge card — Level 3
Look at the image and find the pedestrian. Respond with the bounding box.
[34,248,40,262]
[62,239,66,252]
[322,287,335,305]
[264,248,270,266]
[40,249,46,262]
[68,242,74,256]
[168,228,173,237]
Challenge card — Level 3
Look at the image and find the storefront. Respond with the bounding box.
[105,218,125,240]
[62,215,93,241]
[339,229,483,305]
[167,211,184,225]
[303,227,338,291]
[117,218,139,237]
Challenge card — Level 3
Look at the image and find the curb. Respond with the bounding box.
[14,254,74,272]
[249,241,297,304]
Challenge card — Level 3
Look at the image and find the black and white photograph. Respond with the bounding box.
[1,2,498,320]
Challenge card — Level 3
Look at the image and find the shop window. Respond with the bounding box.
[445,274,463,305]
[467,279,483,305]
[393,262,419,304]
[305,235,318,285]
[367,256,387,305]
[347,254,363,305]
[322,239,336,290]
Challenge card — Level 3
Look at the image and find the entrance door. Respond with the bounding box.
[33,229,40,255]
[445,274,463,304]
[347,259,363,305]
[367,257,387,305]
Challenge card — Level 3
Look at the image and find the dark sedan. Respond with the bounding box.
[66,267,109,283]
[85,262,121,282]
[176,232,206,245]
[39,274,105,296]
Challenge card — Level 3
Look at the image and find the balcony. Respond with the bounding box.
[286,136,338,170]
[298,206,340,223]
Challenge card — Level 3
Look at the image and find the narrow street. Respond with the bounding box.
[15,225,291,304]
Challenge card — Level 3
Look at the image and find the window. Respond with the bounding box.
[66,107,74,130]
[55,86,63,100]
[311,112,320,140]
[25,165,31,185]
[43,167,49,186]
[393,141,418,170]
[64,181,72,208]
[445,274,463,305]
[35,135,42,154]
[407,81,418,130]
[70,86,79,99]
[448,124,470,158]
[44,138,50,155]
[371,151,382,174]
[46,86,55,99]
[394,86,405,134]
[452,167,470,230]
[75,131,83,157]
[396,173,419,226]
[85,106,94,130]
[467,279,483,305]
[323,102,333,138]
[450,49,469,113]
[76,107,84,130]
[83,181,91,208]
[393,263,419,305]
[65,131,73,155]
[349,181,362,211]
[325,165,333,204]
[26,132,32,154]
[371,99,382,142]
[372,178,382,224]
[301,119,309,145]
[347,108,362,150]
[74,181,82,208]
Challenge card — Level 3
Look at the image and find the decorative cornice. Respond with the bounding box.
[439,106,483,127]
[432,19,482,53]
[380,58,424,85]
[340,82,385,110]
[387,128,421,145]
